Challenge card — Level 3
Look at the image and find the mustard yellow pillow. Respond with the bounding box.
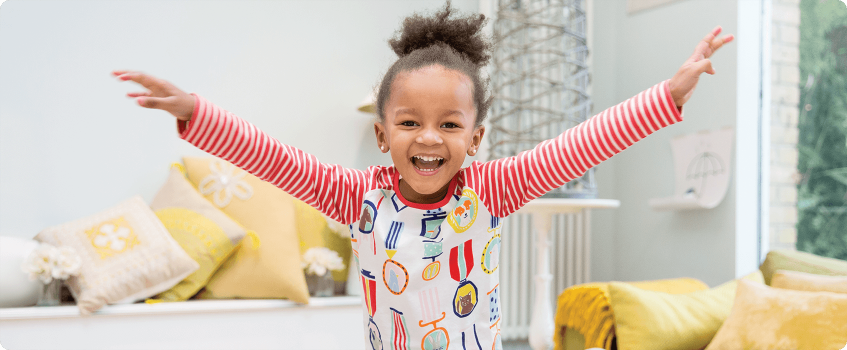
[760,249,847,285]
[705,279,847,350]
[293,199,351,284]
[608,271,764,350]
[35,196,199,314]
[149,164,248,301]
[771,269,847,294]
[183,157,309,303]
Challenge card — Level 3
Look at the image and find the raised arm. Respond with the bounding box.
[470,80,681,217]
[470,26,734,217]
[113,71,378,224]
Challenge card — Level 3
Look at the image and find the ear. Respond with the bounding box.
[467,125,485,156]
[374,122,389,153]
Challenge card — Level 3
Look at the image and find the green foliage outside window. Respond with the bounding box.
[797,0,847,260]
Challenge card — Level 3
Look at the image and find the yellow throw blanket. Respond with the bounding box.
[553,278,709,350]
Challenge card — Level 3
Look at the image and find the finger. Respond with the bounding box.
[694,58,715,75]
[118,72,162,90]
[701,26,721,45]
[126,91,151,98]
[112,70,131,76]
[137,96,171,109]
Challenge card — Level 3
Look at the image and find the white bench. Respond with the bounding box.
[0,296,364,350]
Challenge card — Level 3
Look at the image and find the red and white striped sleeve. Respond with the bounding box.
[466,80,683,218]
[177,94,389,225]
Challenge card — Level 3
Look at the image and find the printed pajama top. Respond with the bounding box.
[177,80,683,350]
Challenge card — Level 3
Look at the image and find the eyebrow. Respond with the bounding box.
[394,108,465,118]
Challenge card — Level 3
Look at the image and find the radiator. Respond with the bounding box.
[499,211,592,341]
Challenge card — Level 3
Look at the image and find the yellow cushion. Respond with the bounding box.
[149,164,248,301]
[771,269,847,294]
[608,271,764,350]
[760,249,847,285]
[293,200,351,283]
[35,196,199,314]
[554,277,709,350]
[705,279,847,350]
[183,157,309,303]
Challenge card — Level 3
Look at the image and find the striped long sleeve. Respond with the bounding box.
[178,94,391,225]
[465,80,683,218]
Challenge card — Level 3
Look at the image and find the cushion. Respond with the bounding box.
[608,271,764,350]
[293,199,351,285]
[771,269,847,294]
[182,157,309,303]
[705,279,847,350]
[554,277,709,350]
[35,196,199,314]
[760,249,847,285]
[148,164,248,301]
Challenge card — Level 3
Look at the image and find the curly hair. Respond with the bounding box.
[375,1,493,127]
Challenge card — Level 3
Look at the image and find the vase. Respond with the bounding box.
[306,273,335,297]
[36,279,62,307]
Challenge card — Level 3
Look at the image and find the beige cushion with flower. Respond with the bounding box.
[35,196,199,314]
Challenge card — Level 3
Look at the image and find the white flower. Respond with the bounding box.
[301,247,345,277]
[324,215,351,238]
[21,243,82,284]
[52,246,82,280]
[198,160,253,207]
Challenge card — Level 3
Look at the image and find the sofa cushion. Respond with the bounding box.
[771,269,847,294]
[704,279,847,350]
[183,157,309,303]
[608,271,764,350]
[759,249,847,285]
[149,164,248,301]
[293,199,351,287]
[35,196,199,314]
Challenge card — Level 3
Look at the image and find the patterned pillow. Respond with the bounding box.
[35,196,199,314]
[182,157,309,303]
[149,164,248,301]
[294,199,352,291]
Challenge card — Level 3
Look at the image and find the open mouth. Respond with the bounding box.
[411,155,445,173]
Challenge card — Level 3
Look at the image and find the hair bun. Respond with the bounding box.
[388,1,491,67]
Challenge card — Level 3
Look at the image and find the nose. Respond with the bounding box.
[416,127,443,146]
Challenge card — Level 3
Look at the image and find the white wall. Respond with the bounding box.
[0,0,480,238]
[589,0,744,286]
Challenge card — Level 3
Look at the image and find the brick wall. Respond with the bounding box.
[770,0,801,251]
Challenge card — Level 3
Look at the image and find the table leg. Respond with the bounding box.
[528,212,554,350]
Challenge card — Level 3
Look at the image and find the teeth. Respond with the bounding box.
[413,155,444,162]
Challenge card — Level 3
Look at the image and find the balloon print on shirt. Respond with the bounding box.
[450,239,478,318]
[418,287,449,350]
[382,221,409,295]
[361,269,383,350]
[447,189,479,233]
[390,307,411,350]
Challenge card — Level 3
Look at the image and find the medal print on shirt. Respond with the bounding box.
[481,233,501,275]
[383,221,409,295]
[461,324,483,350]
[421,238,443,281]
[487,284,503,350]
[390,307,411,350]
[359,199,380,255]
[350,224,361,273]
[362,269,383,350]
[447,189,479,233]
[418,287,449,350]
[449,239,478,318]
[420,208,448,239]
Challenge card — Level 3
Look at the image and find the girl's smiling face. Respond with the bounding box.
[374,65,485,204]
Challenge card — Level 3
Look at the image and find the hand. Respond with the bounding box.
[669,26,734,107]
[112,70,195,121]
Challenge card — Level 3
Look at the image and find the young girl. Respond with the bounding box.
[114,4,732,349]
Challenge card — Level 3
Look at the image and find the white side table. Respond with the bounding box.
[516,198,620,350]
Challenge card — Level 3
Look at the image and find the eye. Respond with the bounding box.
[399,121,418,127]
[441,122,460,129]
